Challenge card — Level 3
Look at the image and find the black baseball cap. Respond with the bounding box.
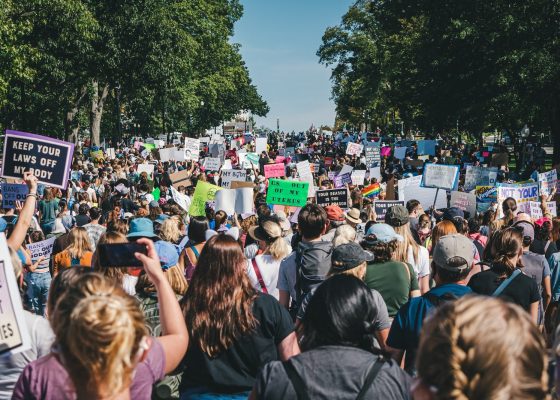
[331,243,374,272]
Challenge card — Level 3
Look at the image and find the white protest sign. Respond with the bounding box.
[421,164,459,191]
[346,142,364,156]
[369,167,381,181]
[450,191,477,217]
[339,164,354,176]
[296,160,315,197]
[170,186,192,212]
[223,159,233,170]
[0,234,31,355]
[204,157,221,171]
[137,163,155,178]
[255,137,267,154]
[106,148,116,160]
[399,175,447,210]
[497,183,539,217]
[26,237,56,262]
[538,170,557,196]
[221,170,247,189]
[184,137,200,161]
[351,170,366,186]
[464,166,498,191]
[158,147,175,163]
[215,188,254,215]
[173,149,186,161]
[529,201,557,219]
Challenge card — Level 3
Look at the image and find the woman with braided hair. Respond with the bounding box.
[412,296,549,400]
[468,228,540,323]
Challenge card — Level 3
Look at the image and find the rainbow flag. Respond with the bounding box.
[362,183,380,198]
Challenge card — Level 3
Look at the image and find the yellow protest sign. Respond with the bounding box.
[188,181,222,216]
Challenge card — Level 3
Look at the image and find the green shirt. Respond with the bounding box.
[365,261,419,317]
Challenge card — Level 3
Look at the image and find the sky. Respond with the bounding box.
[233,0,353,133]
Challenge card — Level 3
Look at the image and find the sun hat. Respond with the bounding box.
[433,234,474,272]
[127,218,159,239]
[249,220,282,243]
[345,208,361,225]
[154,214,170,225]
[274,211,292,231]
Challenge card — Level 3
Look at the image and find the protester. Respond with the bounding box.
[180,216,209,282]
[52,226,94,274]
[37,187,59,234]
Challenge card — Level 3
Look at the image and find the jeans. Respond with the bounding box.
[25,272,51,316]
[180,388,251,400]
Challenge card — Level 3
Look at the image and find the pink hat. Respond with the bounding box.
[535,217,552,227]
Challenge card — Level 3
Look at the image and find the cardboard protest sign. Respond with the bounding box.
[264,163,286,179]
[215,188,254,215]
[421,164,460,191]
[450,191,477,217]
[346,142,364,156]
[221,169,247,189]
[351,170,366,186]
[394,147,407,160]
[399,175,447,210]
[497,182,538,216]
[184,138,200,161]
[204,158,221,171]
[170,186,191,212]
[26,237,56,262]
[296,161,315,197]
[374,200,405,221]
[230,180,255,189]
[266,179,309,207]
[529,201,557,219]
[538,170,557,196]
[315,189,349,208]
[255,138,267,154]
[0,234,31,355]
[169,169,192,189]
[189,181,222,216]
[1,184,28,209]
[173,149,186,161]
[2,130,75,189]
[417,140,436,156]
[334,173,352,188]
[464,166,498,191]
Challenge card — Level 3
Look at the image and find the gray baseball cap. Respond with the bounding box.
[433,234,474,272]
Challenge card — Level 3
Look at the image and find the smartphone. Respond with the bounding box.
[97,243,147,268]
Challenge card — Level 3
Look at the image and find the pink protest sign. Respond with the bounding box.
[275,156,286,164]
[381,146,392,157]
[264,163,286,179]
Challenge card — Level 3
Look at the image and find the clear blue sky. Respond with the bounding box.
[233,0,353,133]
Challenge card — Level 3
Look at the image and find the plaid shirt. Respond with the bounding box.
[84,223,106,250]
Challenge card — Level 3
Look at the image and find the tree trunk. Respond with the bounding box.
[90,80,109,147]
[65,86,88,143]
[550,96,560,167]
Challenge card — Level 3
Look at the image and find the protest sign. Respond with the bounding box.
[334,173,352,188]
[215,188,254,215]
[170,186,191,212]
[374,200,405,222]
[369,167,381,181]
[137,163,154,178]
[296,160,315,197]
[450,191,477,217]
[230,181,255,189]
[90,150,104,161]
[106,148,116,160]
[169,169,192,189]
[475,186,497,213]
[464,166,498,191]
[538,170,558,196]
[221,169,247,189]
[380,146,392,157]
[529,201,557,219]
[405,159,424,169]
[246,153,259,165]
[256,138,267,154]
[275,156,286,164]
[339,164,354,176]
[1,184,28,209]
[189,181,222,216]
[315,189,349,208]
[264,163,286,179]
[2,130,75,189]
[266,179,309,207]
[421,164,460,191]
[184,138,200,161]
[173,149,186,161]
[0,234,31,355]
[399,175,447,210]
[26,237,56,262]
[417,140,436,156]
[204,157,221,171]
[324,157,334,166]
[394,147,407,160]
[364,146,380,167]
[497,182,538,216]
[346,142,364,156]
[158,147,175,163]
[351,170,366,186]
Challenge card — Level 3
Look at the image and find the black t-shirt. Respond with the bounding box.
[468,269,540,311]
[530,239,558,260]
[180,293,294,393]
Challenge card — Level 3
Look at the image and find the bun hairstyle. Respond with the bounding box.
[51,273,147,398]
[417,296,548,400]
[489,228,524,276]
[502,197,517,227]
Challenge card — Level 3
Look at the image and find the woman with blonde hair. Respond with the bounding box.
[159,217,182,244]
[332,224,357,247]
[13,238,189,400]
[413,296,548,400]
[246,219,292,299]
[180,235,299,398]
[53,227,94,274]
[385,205,431,294]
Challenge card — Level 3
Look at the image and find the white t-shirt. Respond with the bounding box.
[408,245,430,278]
[246,254,283,300]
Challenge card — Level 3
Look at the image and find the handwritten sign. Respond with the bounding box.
[296,160,315,197]
[374,200,405,222]
[189,181,222,216]
[170,186,191,212]
[315,189,349,208]
[266,179,309,207]
[399,175,447,210]
[255,137,267,154]
[497,183,539,216]
[464,166,498,191]
[333,173,352,188]
[2,130,75,189]
[538,170,557,196]
[450,191,477,217]
[184,137,200,161]
[26,237,56,262]
[204,157,221,171]
[346,142,364,156]
[221,170,247,189]
[1,184,28,209]
[264,163,286,179]
[364,147,380,167]
[351,170,366,186]
[529,201,557,219]
[421,164,460,191]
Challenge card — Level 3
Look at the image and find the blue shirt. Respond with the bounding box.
[387,283,472,373]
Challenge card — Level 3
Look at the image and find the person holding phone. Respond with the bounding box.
[13,238,189,400]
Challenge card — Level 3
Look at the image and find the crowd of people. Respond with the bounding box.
[0,130,559,399]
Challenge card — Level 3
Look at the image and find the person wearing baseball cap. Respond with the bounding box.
[388,234,474,374]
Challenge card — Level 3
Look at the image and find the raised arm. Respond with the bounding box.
[7,172,38,250]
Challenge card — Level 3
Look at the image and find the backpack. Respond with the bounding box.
[292,243,332,315]
[422,292,458,308]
